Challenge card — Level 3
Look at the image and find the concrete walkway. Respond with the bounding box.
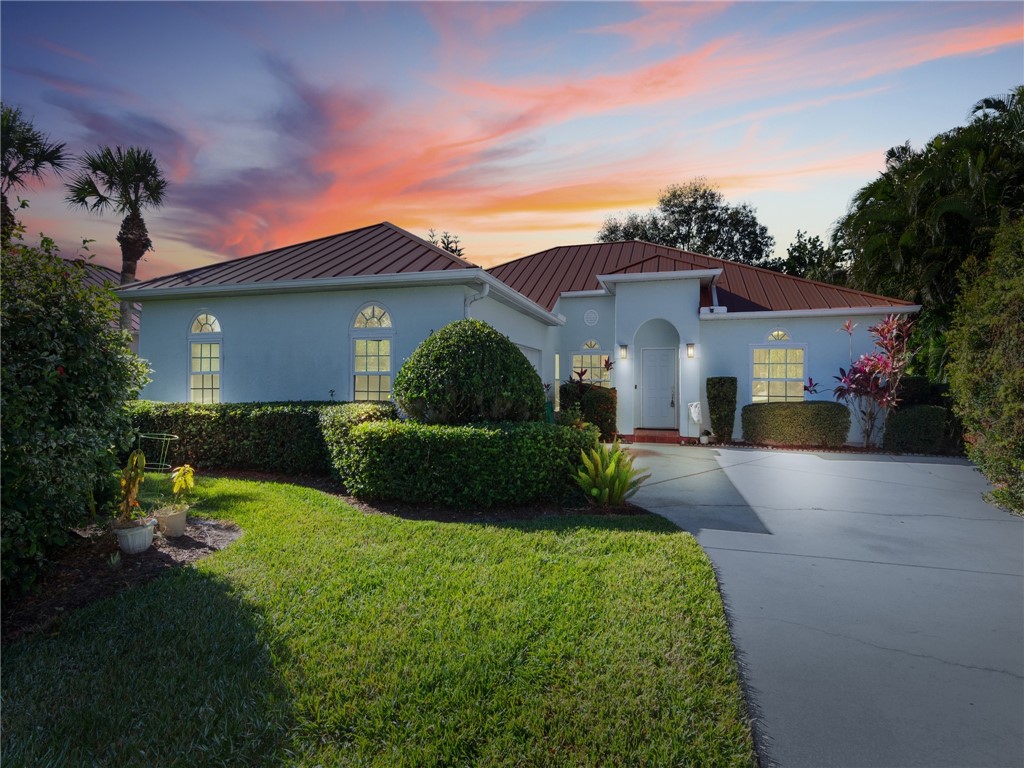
[630,445,1024,768]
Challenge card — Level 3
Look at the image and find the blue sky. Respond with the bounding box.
[2,1,1020,278]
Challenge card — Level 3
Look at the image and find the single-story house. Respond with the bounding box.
[121,221,918,442]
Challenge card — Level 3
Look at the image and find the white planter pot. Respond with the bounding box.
[115,519,156,554]
[154,506,188,538]
[699,435,710,445]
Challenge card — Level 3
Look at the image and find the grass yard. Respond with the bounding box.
[1,476,756,767]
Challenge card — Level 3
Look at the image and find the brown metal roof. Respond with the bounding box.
[127,222,476,290]
[487,241,914,313]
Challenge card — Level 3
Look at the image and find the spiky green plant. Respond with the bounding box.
[576,441,650,506]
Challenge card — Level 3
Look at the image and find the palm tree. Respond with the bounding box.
[66,146,168,331]
[1,103,68,241]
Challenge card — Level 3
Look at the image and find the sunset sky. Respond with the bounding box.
[1,1,1021,279]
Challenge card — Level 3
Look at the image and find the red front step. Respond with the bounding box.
[625,429,684,444]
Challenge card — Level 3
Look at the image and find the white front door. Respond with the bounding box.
[641,348,677,428]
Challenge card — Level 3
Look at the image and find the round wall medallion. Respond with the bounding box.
[583,309,599,326]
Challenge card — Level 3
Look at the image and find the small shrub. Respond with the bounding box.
[393,319,544,424]
[575,441,650,506]
[559,382,618,440]
[2,235,148,596]
[741,402,851,448]
[127,400,348,475]
[333,420,600,507]
[706,377,738,442]
[883,405,951,454]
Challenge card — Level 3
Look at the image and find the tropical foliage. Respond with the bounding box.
[835,86,1024,376]
[576,441,650,507]
[1,231,148,595]
[598,178,780,270]
[833,314,915,447]
[65,145,168,330]
[0,103,67,240]
[783,229,847,284]
[946,218,1024,514]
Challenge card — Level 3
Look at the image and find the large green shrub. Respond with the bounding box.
[2,236,148,595]
[947,219,1024,514]
[393,319,544,424]
[883,405,951,454]
[741,402,851,448]
[333,420,600,507]
[560,382,618,440]
[706,377,738,442]
[127,400,354,475]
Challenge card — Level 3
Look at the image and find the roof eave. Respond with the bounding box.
[119,269,564,326]
[596,269,723,294]
[699,305,921,320]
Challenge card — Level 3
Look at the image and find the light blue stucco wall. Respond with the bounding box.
[470,293,559,385]
[137,285,467,402]
[699,313,896,443]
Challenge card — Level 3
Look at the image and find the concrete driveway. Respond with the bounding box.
[630,445,1024,768]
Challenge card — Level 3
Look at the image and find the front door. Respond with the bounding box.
[641,348,677,428]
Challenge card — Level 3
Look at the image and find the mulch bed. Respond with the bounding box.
[1,518,241,646]
[2,473,643,646]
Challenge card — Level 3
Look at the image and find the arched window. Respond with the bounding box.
[767,329,790,341]
[572,339,610,387]
[352,303,394,401]
[188,313,222,403]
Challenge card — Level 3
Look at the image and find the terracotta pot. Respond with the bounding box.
[154,506,188,538]
[114,519,156,554]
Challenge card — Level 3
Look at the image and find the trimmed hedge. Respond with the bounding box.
[559,383,618,440]
[741,402,851,448]
[320,402,399,485]
[127,400,347,475]
[333,420,601,507]
[883,405,952,454]
[393,319,544,424]
[706,377,738,442]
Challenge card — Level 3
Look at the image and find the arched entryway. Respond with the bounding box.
[633,319,680,429]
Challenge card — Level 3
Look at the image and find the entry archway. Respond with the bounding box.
[633,319,680,429]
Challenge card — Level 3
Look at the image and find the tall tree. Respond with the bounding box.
[598,179,779,269]
[783,229,847,284]
[835,85,1024,377]
[65,146,168,331]
[427,228,465,258]
[0,104,68,242]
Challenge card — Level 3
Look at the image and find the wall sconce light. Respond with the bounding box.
[619,344,628,360]
[686,343,696,359]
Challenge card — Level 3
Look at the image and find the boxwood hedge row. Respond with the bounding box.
[741,402,851,448]
[129,400,599,507]
[882,405,954,454]
[127,400,344,475]
[334,419,601,507]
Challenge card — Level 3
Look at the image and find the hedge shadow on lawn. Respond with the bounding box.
[1,568,292,768]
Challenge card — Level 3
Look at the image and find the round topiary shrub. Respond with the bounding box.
[393,319,545,424]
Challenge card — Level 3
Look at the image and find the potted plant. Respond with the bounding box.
[153,464,194,538]
[114,449,156,554]
[699,429,714,445]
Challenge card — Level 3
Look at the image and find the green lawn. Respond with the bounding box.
[1,477,756,767]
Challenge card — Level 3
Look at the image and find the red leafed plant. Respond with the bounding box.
[833,314,915,447]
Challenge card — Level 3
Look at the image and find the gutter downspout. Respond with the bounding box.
[464,282,490,318]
